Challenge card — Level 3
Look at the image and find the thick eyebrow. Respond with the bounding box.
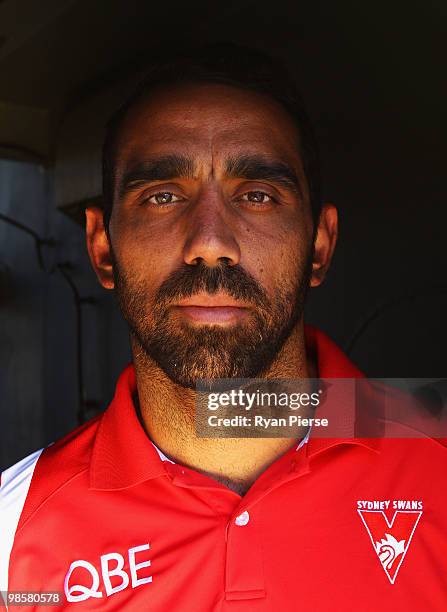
[118,155,195,199]
[225,154,303,197]
[118,153,303,200]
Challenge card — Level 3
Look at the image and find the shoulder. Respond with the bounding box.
[0,414,103,597]
[360,378,447,454]
[0,416,100,596]
[0,413,102,530]
[0,447,44,541]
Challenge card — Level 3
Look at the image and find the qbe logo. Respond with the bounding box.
[64,543,152,602]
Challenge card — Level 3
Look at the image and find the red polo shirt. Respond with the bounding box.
[1,325,446,610]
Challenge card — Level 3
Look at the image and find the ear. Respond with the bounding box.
[310,203,338,287]
[85,206,115,289]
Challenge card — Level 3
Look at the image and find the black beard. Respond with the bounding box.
[112,250,314,389]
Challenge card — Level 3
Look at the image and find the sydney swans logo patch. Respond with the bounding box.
[357,500,423,584]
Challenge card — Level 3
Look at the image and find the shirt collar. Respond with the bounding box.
[303,325,381,457]
[90,325,379,490]
[89,364,167,490]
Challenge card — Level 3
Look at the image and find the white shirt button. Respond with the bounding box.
[235,510,250,526]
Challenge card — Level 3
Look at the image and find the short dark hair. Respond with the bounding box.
[102,42,321,233]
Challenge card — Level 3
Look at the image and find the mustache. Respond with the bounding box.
[155,260,270,309]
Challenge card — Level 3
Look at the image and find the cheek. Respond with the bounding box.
[111,222,178,293]
[241,219,308,293]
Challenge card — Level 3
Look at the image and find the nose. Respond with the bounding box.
[182,186,241,267]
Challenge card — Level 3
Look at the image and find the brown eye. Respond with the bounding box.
[240,191,275,205]
[147,192,182,205]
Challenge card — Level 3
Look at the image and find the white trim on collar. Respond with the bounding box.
[296,425,312,450]
[151,442,175,463]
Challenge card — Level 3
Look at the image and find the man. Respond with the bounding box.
[1,44,446,611]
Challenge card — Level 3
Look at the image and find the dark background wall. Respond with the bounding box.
[0,0,446,470]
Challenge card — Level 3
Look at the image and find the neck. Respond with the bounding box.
[131,321,317,496]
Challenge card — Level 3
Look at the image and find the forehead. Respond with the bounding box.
[114,82,303,170]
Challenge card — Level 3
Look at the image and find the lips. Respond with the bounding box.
[175,292,249,308]
[172,293,250,324]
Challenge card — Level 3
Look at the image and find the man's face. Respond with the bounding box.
[104,83,317,388]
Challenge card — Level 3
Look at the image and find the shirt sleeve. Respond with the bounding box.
[0,448,44,610]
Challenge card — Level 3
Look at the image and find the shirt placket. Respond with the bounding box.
[223,447,310,602]
[164,445,311,604]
